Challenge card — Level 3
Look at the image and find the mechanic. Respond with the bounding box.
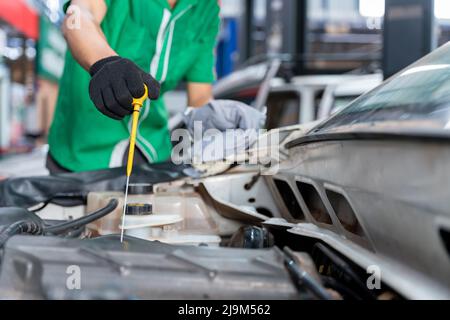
[46,0,221,174]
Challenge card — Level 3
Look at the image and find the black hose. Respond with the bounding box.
[30,199,52,213]
[312,243,377,299]
[321,276,361,300]
[0,220,44,248]
[44,199,118,235]
[0,199,118,248]
[282,247,334,300]
[30,192,87,213]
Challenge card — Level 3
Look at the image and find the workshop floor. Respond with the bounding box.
[0,146,49,179]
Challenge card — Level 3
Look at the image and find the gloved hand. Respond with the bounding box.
[88,56,160,120]
[182,100,266,136]
[180,100,267,163]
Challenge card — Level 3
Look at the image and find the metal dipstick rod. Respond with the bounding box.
[120,85,149,243]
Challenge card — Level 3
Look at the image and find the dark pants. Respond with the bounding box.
[46,147,150,175]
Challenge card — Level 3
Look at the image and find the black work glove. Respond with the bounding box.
[88,56,161,120]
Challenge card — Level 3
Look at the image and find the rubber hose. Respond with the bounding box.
[0,220,44,248]
[44,199,118,235]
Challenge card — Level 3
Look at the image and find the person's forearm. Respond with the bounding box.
[62,0,116,71]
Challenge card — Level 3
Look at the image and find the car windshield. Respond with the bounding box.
[312,42,450,134]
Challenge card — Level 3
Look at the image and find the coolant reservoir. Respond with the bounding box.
[86,183,221,246]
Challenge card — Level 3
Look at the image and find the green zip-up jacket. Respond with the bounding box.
[49,0,220,172]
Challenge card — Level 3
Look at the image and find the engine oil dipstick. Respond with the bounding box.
[120,85,149,243]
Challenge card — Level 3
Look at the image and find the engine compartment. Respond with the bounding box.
[0,165,405,300]
[3,124,447,300]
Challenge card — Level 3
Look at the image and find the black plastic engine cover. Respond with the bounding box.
[0,235,303,300]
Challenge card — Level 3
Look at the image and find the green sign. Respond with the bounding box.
[37,16,67,83]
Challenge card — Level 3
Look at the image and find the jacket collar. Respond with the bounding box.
[157,0,199,12]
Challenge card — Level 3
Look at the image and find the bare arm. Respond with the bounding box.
[62,0,117,71]
[187,82,213,107]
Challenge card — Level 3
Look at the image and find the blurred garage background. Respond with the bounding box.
[0,0,449,177]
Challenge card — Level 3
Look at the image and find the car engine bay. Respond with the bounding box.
[0,128,411,301]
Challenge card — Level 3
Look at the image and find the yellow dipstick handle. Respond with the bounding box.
[126,85,148,177]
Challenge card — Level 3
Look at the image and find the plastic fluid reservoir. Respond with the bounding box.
[86,183,154,236]
[87,183,221,246]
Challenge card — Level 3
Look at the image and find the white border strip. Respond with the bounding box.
[150,9,172,78]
